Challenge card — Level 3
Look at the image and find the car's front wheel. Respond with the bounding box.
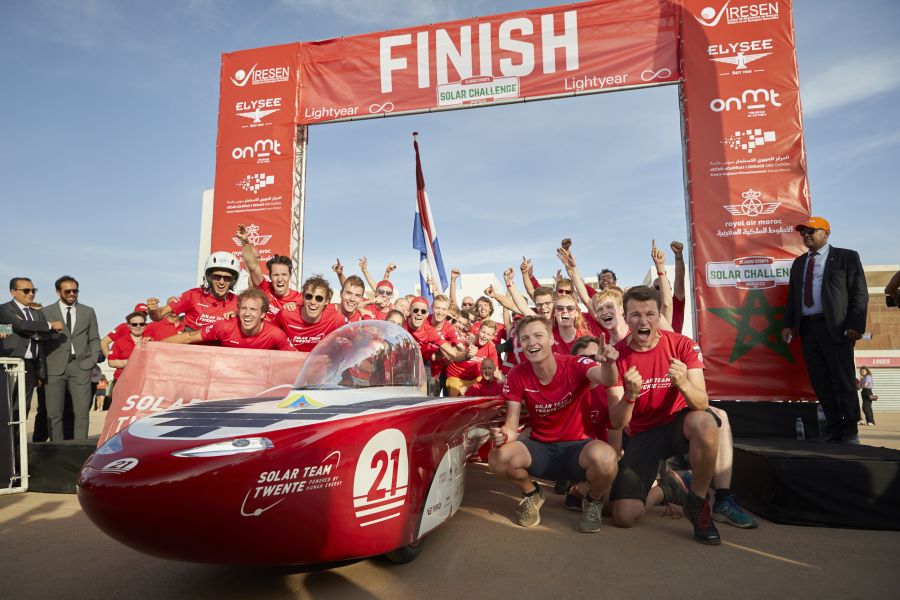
[382,538,424,564]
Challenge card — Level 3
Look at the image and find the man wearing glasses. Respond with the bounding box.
[147,251,239,331]
[41,276,100,440]
[275,275,346,352]
[781,216,868,444]
[236,224,303,322]
[1,278,65,438]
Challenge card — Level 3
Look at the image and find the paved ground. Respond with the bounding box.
[3,412,899,599]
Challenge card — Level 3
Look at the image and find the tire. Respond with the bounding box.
[382,539,425,564]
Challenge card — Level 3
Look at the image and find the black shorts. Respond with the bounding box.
[520,437,592,483]
[609,408,721,503]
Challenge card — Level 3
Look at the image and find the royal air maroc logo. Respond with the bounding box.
[723,189,781,217]
[231,224,273,249]
[708,290,791,362]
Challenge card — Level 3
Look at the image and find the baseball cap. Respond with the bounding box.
[410,296,429,308]
[133,303,149,313]
[376,280,394,291]
[795,216,830,232]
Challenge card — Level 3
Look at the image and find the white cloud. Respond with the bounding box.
[802,54,900,117]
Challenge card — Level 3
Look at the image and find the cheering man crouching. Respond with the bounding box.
[603,286,722,545]
[489,315,618,533]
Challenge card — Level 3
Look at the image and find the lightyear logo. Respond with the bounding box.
[353,429,409,527]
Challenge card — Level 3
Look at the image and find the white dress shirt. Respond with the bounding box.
[59,300,77,355]
[801,243,830,316]
[14,299,37,359]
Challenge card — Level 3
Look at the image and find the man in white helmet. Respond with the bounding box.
[147,251,239,331]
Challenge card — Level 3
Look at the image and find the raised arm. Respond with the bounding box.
[236,224,265,287]
[557,246,592,308]
[504,268,536,316]
[449,268,460,308]
[520,257,536,300]
[486,282,519,314]
[383,262,397,281]
[652,240,674,326]
[331,258,347,288]
[671,241,686,301]
[358,256,378,291]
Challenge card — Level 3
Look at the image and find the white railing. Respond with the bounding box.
[2,358,29,495]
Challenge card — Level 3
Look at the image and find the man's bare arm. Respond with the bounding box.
[520,257,536,300]
[236,224,265,287]
[557,247,592,308]
[504,268,535,316]
[358,257,378,291]
[671,241,686,301]
[160,330,204,345]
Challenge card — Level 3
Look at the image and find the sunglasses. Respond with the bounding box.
[376,289,392,296]
[461,302,473,307]
[446,316,457,324]
[411,308,428,315]
[535,301,553,308]
[129,322,146,327]
[210,274,234,282]
[16,288,37,294]
[304,293,326,302]
[556,288,573,295]
[799,227,822,235]
[61,289,79,295]
[555,305,578,313]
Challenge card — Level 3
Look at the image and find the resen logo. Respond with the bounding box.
[723,128,776,153]
[723,189,781,217]
[230,64,290,87]
[232,139,282,162]
[710,88,781,115]
[236,173,275,194]
[696,2,779,27]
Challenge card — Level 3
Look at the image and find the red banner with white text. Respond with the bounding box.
[211,43,301,267]
[297,0,681,124]
[99,344,307,446]
[680,0,814,398]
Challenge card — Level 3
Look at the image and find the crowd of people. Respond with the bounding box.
[0,216,887,544]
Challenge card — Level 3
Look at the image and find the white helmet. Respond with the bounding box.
[204,251,240,290]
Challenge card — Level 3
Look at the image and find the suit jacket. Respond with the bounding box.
[783,246,868,343]
[41,301,101,376]
[0,300,60,378]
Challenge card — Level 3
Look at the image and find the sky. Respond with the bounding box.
[1,0,898,334]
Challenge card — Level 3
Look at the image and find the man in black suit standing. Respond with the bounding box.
[41,276,100,441]
[781,217,868,444]
[0,278,65,439]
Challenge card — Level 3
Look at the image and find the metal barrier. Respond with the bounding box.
[1,358,29,494]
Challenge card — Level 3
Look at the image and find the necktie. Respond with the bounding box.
[803,252,817,308]
[66,306,75,358]
[23,307,38,357]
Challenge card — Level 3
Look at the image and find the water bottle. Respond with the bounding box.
[816,404,827,437]
[795,417,806,440]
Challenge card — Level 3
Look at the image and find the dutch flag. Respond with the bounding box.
[412,133,448,303]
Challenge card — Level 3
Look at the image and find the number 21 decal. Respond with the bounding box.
[353,429,409,527]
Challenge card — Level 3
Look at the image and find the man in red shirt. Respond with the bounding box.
[275,275,346,352]
[446,319,498,396]
[143,299,186,341]
[404,297,461,394]
[489,315,618,533]
[237,224,303,321]
[364,280,394,321]
[602,286,722,545]
[335,275,369,322]
[161,288,293,351]
[463,357,504,397]
[101,303,149,358]
[148,251,239,331]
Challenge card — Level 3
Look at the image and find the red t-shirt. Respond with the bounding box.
[257,278,304,322]
[500,325,524,374]
[405,320,445,363]
[446,342,498,380]
[108,335,137,381]
[168,287,237,330]
[613,329,704,435]
[366,303,391,321]
[106,322,129,344]
[200,319,294,351]
[275,303,345,351]
[502,353,598,443]
[427,319,461,376]
[143,318,186,341]
[464,378,504,397]
[587,385,610,442]
[672,296,686,334]
[583,311,612,341]
[471,320,506,346]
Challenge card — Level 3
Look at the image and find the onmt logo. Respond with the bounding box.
[231,139,282,160]
[710,88,781,113]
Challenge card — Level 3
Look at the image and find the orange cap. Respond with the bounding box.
[794,216,830,232]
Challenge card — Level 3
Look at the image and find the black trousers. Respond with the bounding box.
[799,317,858,440]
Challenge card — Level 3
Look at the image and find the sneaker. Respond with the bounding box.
[842,434,861,445]
[515,485,544,527]
[564,492,582,512]
[659,470,689,507]
[713,494,759,529]
[553,479,569,495]
[684,492,721,545]
[577,497,604,533]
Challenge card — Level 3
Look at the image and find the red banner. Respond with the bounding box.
[297,0,680,124]
[680,0,814,399]
[211,43,301,266]
[99,344,307,445]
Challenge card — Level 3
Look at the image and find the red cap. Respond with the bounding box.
[133,303,149,314]
[410,296,429,309]
[794,216,831,232]
[376,280,394,291]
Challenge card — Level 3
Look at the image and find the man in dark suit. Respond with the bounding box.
[781,217,868,444]
[0,278,65,440]
[41,276,100,440]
